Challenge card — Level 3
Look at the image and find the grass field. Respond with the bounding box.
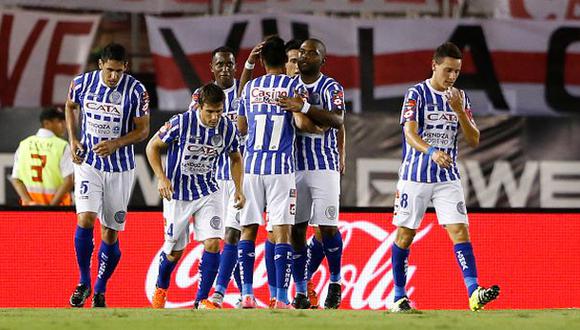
[1,309,579,330]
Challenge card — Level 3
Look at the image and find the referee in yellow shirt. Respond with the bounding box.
[11,107,74,206]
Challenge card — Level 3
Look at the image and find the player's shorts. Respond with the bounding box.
[241,173,296,227]
[217,179,241,232]
[74,163,134,231]
[162,192,224,254]
[295,170,340,226]
[392,179,468,230]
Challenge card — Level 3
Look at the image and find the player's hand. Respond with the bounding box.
[92,140,120,157]
[247,41,265,66]
[70,139,85,164]
[158,176,173,201]
[445,87,465,114]
[277,95,304,112]
[432,150,452,168]
[233,190,246,209]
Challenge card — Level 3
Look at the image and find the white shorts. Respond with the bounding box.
[217,179,241,232]
[295,170,340,226]
[240,173,296,227]
[392,179,468,230]
[74,163,135,231]
[162,193,224,254]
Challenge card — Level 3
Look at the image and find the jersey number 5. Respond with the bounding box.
[30,154,47,182]
[254,114,284,151]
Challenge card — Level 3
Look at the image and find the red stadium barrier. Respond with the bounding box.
[1,211,579,309]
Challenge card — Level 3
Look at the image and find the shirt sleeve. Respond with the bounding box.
[226,122,241,155]
[463,91,476,125]
[10,146,20,179]
[60,144,74,178]
[400,88,421,125]
[133,83,150,118]
[67,75,83,105]
[158,114,181,144]
[324,83,346,112]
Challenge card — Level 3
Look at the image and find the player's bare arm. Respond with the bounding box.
[238,42,264,96]
[293,113,325,134]
[229,151,246,209]
[65,99,84,164]
[338,124,346,175]
[49,175,74,206]
[446,87,479,148]
[277,95,344,128]
[146,134,173,201]
[403,121,452,169]
[237,115,248,136]
[93,115,150,157]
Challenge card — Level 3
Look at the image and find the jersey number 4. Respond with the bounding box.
[254,114,284,151]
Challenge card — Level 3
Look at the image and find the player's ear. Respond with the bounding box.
[98,59,103,70]
[321,56,326,67]
[431,59,437,72]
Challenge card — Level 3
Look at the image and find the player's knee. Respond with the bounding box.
[224,227,241,245]
[203,238,221,253]
[167,249,183,262]
[241,224,259,241]
[273,225,292,244]
[101,227,118,245]
[77,212,97,228]
[395,227,416,249]
[319,225,338,239]
[291,223,308,249]
[446,224,470,243]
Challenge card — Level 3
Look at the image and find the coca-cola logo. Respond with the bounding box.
[145,221,433,309]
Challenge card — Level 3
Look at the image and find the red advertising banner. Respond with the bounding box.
[1,211,579,309]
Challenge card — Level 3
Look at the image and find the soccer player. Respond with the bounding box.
[66,43,150,308]
[236,36,303,309]
[277,39,346,309]
[390,42,500,312]
[147,83,244,309]
[11,107,73,206]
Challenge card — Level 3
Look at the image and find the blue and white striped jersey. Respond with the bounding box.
[238,74,301,175]
[189,80,241,180]
[158,110,240,201]
[295,74,345,171]
[68,70,149,172]
[399,79,474,183]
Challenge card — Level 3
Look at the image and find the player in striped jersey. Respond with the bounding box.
[187,47,246,308]
[236,36,303,309]
[66,43,150,308]
[391,42,499,312]
[146,83,244,309]
[278,39,346,309]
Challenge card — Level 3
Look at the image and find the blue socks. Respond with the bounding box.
[74,226,94,286]
[274,243,293,304]
[237,240,255,296]
[232,263,242,293]
[94,240,121,293]
[306,236,325,280]
[392,243,410,301]
[265,239,277,298]
[292,246,308,295]
[156,252,177,289]
[322,232,343,283]
[454,242,479,296]
[196,250,220,301]
[215,243,238,295]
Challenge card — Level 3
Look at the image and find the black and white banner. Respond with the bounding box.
[146,14,580,116]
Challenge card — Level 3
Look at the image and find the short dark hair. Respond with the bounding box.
[305,38,327,57]
[101,43,127,62]
[198,83,225,106]
[211,46,235,59]
[39,107,65,123]
[433,42,462,63]
[261,36,287,67]
[285,39,302,53]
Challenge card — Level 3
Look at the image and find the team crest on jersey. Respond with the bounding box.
[211,135,223,146]
[231,97,240,111]
[210,216,222,230]
[109,91,122,105]
[330,90,344,108]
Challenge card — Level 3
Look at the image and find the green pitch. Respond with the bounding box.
[1,309,578,330]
